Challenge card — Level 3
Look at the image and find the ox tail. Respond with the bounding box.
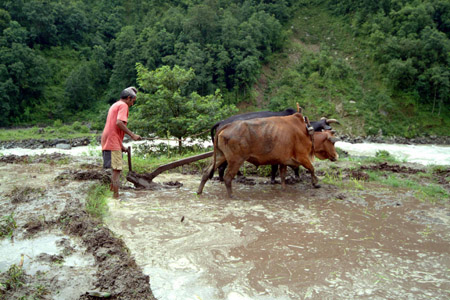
[210,121,222,144]
[208,125,222,179]
[208,124,230,179]
[209,133,219,179]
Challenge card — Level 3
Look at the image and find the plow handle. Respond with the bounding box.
[127,146,132,172]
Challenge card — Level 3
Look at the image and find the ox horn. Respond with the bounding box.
[328,136,340,143]
[296,103,302,113]
[326,118,340,125]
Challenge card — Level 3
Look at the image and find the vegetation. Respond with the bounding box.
[0,263,49,300]
[0,0,447,138]
[132,63,237,149]
[0,264,24,291]
[85,184,110,219]
[131,142,211,173]
[0,213,16,239]
[0,122,93,141]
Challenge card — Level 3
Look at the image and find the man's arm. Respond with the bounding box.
[116,120,141,141]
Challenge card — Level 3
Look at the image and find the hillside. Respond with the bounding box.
[0,0,448,139]
[251,3,450,137]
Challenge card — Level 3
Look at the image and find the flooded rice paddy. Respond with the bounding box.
[107,172,450,300]
[0,141,449,299]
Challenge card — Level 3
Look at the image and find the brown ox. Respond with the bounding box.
[197,113,339,198]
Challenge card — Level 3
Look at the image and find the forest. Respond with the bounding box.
[0,0,449,138]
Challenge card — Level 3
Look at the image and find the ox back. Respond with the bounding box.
[210,108,296,142]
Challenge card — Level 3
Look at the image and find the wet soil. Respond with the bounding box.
[0,154,449,299]
[0,155,156,300]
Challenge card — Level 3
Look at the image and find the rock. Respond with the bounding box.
[55,143,72,150]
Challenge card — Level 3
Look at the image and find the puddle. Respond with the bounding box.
[106,174,450,299]
[0,233,94,275]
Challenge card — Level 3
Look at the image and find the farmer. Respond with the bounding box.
[101,86,142,198]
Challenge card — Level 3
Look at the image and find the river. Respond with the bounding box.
[1,140,449,166]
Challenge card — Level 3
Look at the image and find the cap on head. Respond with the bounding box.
[120,86,137,99]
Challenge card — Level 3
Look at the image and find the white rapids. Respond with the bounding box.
[1,139,449,166]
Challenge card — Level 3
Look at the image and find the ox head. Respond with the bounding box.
[314,130,339,161]
[319,117,340,131]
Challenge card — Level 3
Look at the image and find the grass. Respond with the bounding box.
[0,213,17,239]
[85,184,110,219]
[0,264,25,291]
[365,170,449,203]
[0,264,49,300]
[130,144,211,174]
[0,123,96,141]
[322,170,365,190]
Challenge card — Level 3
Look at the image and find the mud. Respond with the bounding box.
[0,155,156,300]
[0,153,69,164]
[360,162,422,174]
[105,160,449,300]
[0,153,449,300]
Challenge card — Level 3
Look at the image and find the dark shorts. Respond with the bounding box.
[102,150,112,169]
[103,150,123,170]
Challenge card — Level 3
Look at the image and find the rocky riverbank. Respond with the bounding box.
[0,137,99,150]
[0,134,449,150]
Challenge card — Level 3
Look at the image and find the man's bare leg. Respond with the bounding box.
[112,169,121,198]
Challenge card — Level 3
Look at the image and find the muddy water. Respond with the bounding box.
[107,174,450,300]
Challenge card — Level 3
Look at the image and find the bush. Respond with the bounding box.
[71,121,82,131]
[53,119,63,128]
[80,125,90,133]
[375,150,391,159]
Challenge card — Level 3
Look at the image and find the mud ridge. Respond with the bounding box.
[60,199,156,300]
[360,162,422,174]
[0,153,69,164]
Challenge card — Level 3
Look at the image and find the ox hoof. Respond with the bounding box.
[313,184,321,189]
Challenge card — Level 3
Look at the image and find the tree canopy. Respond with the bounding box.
[0,0,448,138]
[132,63,237,148]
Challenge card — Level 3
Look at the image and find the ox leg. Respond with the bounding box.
[279,165,287,189]
[217,161,228,181]
[293,166,300,179]
[223,159,245,198]
[270,165,278,184]
[197,155,227,194]
[294,158,320,188]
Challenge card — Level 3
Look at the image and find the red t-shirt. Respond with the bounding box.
[101,100,129,151]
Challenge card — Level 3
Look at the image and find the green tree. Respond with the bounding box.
[107,25,139,102]
[0,21,48,125]
[64,61,97,111]
[132,63,237,149]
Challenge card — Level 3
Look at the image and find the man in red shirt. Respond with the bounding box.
[101,87,141,198]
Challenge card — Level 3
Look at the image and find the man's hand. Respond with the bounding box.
[121,145,128,152]
[131,134,142,141]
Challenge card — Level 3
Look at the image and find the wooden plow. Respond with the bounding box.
[126,148,213,189]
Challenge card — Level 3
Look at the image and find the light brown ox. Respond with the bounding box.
[197,113,339,198]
